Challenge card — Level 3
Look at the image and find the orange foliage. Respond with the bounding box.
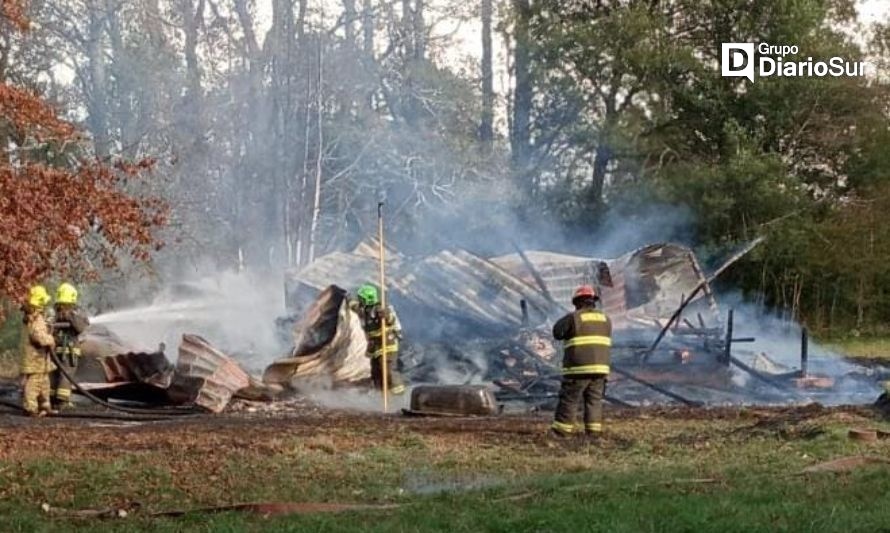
[1,0,28,31]
[0,0,168,306]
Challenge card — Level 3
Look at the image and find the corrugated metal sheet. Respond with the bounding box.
[284,239,405,312]
[393,249,555,331]
[264,286,369,386]
[284,242,717,336]
[493,243,717,329]
[100,351,174,389]
[167,334,252,413]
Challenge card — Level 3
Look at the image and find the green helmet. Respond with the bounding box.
[357,284,379,306]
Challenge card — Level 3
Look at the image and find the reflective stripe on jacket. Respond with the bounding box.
[553,308,612,375]
[359,304,401,358]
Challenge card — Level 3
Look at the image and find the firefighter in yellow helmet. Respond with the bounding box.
[19,285,57,417]
[351,284,406,395]
[51,282,90,408]
[550,285,612,438]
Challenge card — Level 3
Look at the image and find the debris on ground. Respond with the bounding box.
[405,385,499,417]
[167,334,252,413]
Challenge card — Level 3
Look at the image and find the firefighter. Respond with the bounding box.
[51,282,90,408]
[352,284,406,395]
[19,285,57,417]
[550,285,612,438]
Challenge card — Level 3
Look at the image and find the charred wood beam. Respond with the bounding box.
[722,308,734,365]
[610,366,702,407]
[510,241,558,308]
[642,237,765,362]
[728,356,788,392]
[800,327,809,377]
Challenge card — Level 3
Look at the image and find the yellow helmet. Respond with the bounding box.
[28,285,51,308]
[56,282,78,305]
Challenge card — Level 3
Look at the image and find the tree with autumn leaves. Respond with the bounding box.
[0,0,166,309]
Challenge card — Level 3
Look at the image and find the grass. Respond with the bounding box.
[825,335,890,360]
[1,408,890,531]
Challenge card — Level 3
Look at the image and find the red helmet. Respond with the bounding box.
[572,285,598,302]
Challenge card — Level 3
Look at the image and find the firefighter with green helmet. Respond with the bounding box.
[352,283,406,395]
[51,282,90,408]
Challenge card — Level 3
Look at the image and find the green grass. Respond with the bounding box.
[3,460,890,532]
[2,410,890,531]
[825,336,890,360]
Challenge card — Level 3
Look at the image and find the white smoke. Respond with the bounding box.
[91,268,288,371]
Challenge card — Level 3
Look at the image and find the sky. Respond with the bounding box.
[859,0,890,24]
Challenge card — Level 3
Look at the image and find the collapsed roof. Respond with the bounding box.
[284,240,718,341]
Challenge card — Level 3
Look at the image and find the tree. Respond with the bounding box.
[0,0,167,309]
[479,0,494,148]
[509,0,532,194]
[520,0,890,330]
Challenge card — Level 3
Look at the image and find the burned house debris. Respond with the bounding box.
[275,239,885,411]
[69,330,280,413]
[5,239,882,418]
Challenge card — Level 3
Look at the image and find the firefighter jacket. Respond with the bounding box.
[20,308,57,374]
[53,305,90,358]
[356,303,401,358]
[552,305,612,375]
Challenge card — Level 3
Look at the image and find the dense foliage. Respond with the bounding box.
[520,0,890,333]
[2,0,889,333]
[0,1,166,309]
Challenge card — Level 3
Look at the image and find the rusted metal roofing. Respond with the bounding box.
[493,243,718,330]
[284,242,718,339]
[167,334,252,413]
[264,286,369,386]
[100,351,174,389]
[285,238,405,312]
[392,249,556,332]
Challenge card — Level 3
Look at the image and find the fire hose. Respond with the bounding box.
[0,397,190,421]
[47,350,202,416]
[0,350,203,419]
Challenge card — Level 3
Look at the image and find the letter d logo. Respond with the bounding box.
[722,43,755,82]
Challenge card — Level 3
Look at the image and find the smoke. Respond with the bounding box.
[584,203,697,257]
[717,292,883,405]
[289,376,410,412]
[400,190,696,260]
[91,268,289,371]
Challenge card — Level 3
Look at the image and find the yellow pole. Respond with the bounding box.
[377,202,389,413]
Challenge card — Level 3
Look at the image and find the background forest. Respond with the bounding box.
[3,0,890,336]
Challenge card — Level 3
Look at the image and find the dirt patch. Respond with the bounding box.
[0,403,876,462]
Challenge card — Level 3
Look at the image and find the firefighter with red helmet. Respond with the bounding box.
[550,285,612,438]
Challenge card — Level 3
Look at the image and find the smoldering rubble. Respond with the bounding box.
[35,239,890,415]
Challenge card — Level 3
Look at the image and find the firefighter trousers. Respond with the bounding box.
[22,373,53,415]
[51,353,78,404]
[370,354,406,395]
[552,374,607,435]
